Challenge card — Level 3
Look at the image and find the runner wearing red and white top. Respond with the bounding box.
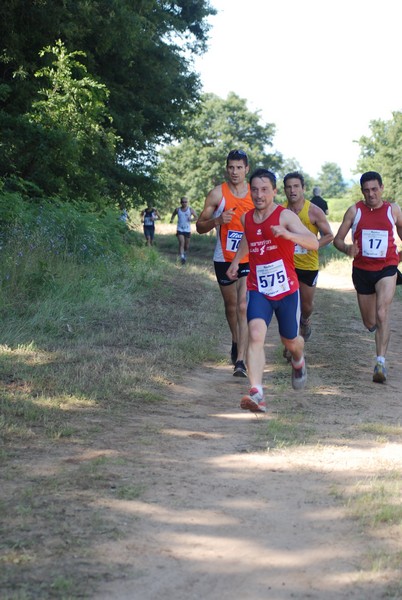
[334,171,402,384]
[351,200,399,270]
[244,205,299,301]
[227,168,319,413]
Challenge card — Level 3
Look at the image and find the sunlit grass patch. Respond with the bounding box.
[357,422,402,438]
[346,473,402,527]
[115,484,145,500]
[263,413,315,449]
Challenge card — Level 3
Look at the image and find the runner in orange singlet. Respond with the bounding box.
[196,150,254,377]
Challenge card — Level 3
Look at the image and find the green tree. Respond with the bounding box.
[0,0,215,203]
[1,41,120,205]
[356,111,402,200]
[316,162,346,198]
[156,92,282,213]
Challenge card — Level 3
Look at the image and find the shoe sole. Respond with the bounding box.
[233,369,247,378]
[240,396,266,413]
[373,374,386,383]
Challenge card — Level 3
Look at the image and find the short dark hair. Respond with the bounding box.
[283,172,305,187]
[249,168,277,189]
[360,171,382,187]
[226,149,248,167]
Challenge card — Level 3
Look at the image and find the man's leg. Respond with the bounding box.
[247,318,267,388]
[357,273,396,382]
[241,317,267,412]
[177,233,185,259]
[282,334,305,363]
[356,292,376,331]
[277,290,307,390]
[219,282,238,345]
[235,277,248,364]
[298,281,315,340]
[374,274,397,357]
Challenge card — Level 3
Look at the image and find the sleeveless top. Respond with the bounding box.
[245,205,299,300]
[352,200,399,271]
[143,208,155,227]
[283,200,319,270]
[213,182,254,263]
[177,207,192,233]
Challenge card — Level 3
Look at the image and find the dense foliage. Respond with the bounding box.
[356,111,402,200]
[0,0,215,206]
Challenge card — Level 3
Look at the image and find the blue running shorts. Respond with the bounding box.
[247,289,301,340]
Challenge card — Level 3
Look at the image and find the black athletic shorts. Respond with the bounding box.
[352,265,398,295]
[176,230,191,238]
[214,261,250,286]
[295,268,318,287]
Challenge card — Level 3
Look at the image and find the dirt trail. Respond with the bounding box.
[91,271,402,599]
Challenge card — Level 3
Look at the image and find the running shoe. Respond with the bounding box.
[180,255,186,265]
[291,360,307,390]
[373,362,387,383]
[240,388,266,413]
[233,360,247,378]
[230,342,238,366]
[300,319,312,341]
[283,347,292,362]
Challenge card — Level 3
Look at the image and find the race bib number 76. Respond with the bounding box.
[226,230,243,252]
[256,259,290,297]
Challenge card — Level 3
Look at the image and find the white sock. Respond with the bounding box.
[292,356,305,369]
[376,356,385,365]
[253,385,263,396]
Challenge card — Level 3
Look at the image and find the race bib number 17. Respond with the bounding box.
[361,229,388,258]
[256,259,290,297]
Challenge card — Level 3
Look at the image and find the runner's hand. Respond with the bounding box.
[226,263,239,281]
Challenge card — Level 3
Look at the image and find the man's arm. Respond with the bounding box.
[391,203,402,241]
[196,185,236,234]
[190,207,198,220]
[333,205,359,257]
[170,208,178,223]
[273,210,319,251]
[226,217,249,280]
[310,204,334,247]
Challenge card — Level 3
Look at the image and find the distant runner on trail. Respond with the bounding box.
[170,197,198,265]
[227,168,319,413]
[283,172,334,346]
[196,149,254,379]
[141,205,160,246]
[333,171,402,384]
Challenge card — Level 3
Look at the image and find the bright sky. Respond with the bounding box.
[193,0,401,182]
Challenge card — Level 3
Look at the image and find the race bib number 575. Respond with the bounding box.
[256,259,290,297]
